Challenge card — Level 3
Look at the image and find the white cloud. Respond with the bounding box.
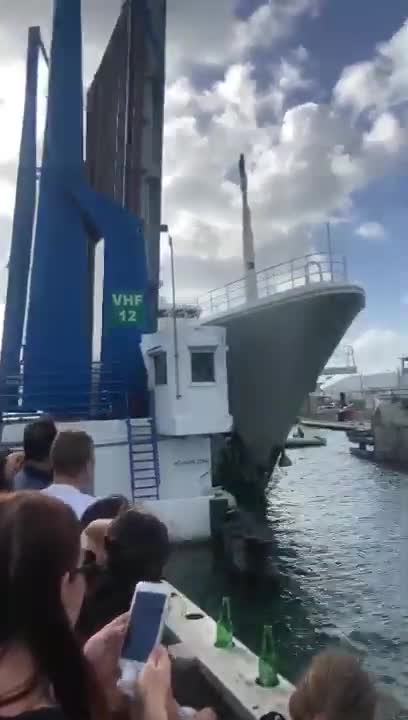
[233,0,320,56]
[356,221,386,241]
[162,71,406,299]
[363,111,406,154]
[0,63,25,180]
[352,328,408,374]
[278,55,312,94]
[0,180,16,219]
[165,0,320,78]
[264,46,314,117]
[334,19,408,116]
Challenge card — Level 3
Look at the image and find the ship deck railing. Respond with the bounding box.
[0,364,137,423]
[197,252,348,318]
[0,392,129,424]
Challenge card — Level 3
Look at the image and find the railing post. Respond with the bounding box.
[290,260,295,288]
[343,256,348,281]
[263,271,269,296]
[305,261,310,285]
[226,285,231,310]
[268,270,273,295]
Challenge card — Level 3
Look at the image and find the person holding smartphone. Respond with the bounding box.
[0,492,171,720]
[78,509,216,720]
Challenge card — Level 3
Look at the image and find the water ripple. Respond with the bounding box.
[267,432,406,702]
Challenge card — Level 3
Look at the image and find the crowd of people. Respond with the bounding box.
[0,417,381,720]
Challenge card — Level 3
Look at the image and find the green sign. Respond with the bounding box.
[111,292,145,327]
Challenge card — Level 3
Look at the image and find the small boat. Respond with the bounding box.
[285,425,327,449]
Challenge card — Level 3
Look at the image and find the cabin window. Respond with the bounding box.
[153,352,167,386]
[191,349,215,384]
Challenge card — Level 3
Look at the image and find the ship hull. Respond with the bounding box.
[204,282,365,470]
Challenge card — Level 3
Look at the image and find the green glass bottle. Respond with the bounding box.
[258,625,279,687]
[215,596,234,648]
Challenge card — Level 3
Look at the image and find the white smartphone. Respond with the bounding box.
[118,581,169,697]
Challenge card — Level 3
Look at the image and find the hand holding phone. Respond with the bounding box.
[84,613,129,710]
[118,581,169,697]
[139,646,171,700]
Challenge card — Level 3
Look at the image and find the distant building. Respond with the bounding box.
[323,372,398,397]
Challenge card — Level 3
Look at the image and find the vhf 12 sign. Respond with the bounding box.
[111,292,144,326]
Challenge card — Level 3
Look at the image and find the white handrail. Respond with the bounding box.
[197,253,347,318]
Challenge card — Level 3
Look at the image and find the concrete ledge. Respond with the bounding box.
[165,583,294,720]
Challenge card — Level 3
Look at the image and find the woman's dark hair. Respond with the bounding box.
[289,650,376,720]
[0,492,106,720]
[0,449,11,492]
[80,494,130,530]
[107,509,170,582]
[78,509,170,640]
[24,416,57,462]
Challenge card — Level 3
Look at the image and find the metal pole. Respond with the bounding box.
[239,154,258,302]
[343,255,348,281]
[168,235,181,399]
[327,222,333,280]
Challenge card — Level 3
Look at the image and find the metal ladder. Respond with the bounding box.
[127,417,160,502]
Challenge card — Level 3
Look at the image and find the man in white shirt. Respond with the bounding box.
[43,430,97,520]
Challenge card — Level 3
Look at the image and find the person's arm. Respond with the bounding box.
[83,613,129,713]
[137,647,170,720]
[84,618,170,720]
[141,695,168,720]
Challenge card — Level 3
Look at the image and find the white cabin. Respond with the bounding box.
[142,318,232,436]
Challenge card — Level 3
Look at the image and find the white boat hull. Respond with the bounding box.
[204,282,365,469]
[2,419,232,543]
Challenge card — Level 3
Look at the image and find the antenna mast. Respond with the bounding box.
[239,154,257,301]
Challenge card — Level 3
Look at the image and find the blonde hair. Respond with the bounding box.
[289,651,376,720]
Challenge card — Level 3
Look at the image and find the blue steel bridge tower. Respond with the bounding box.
[0,28,43,387]
[1,0,154,418]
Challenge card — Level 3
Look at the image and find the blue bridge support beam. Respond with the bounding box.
[1,27,40,385]
[20,0,149,416]
[23,0,93,411]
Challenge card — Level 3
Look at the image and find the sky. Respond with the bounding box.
[0,0,407,374]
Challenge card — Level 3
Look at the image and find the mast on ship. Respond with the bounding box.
[238,154,258,302]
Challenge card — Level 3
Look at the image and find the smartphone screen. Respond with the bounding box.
[121,590,167,663]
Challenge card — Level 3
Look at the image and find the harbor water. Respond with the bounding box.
[167,432,406,704]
